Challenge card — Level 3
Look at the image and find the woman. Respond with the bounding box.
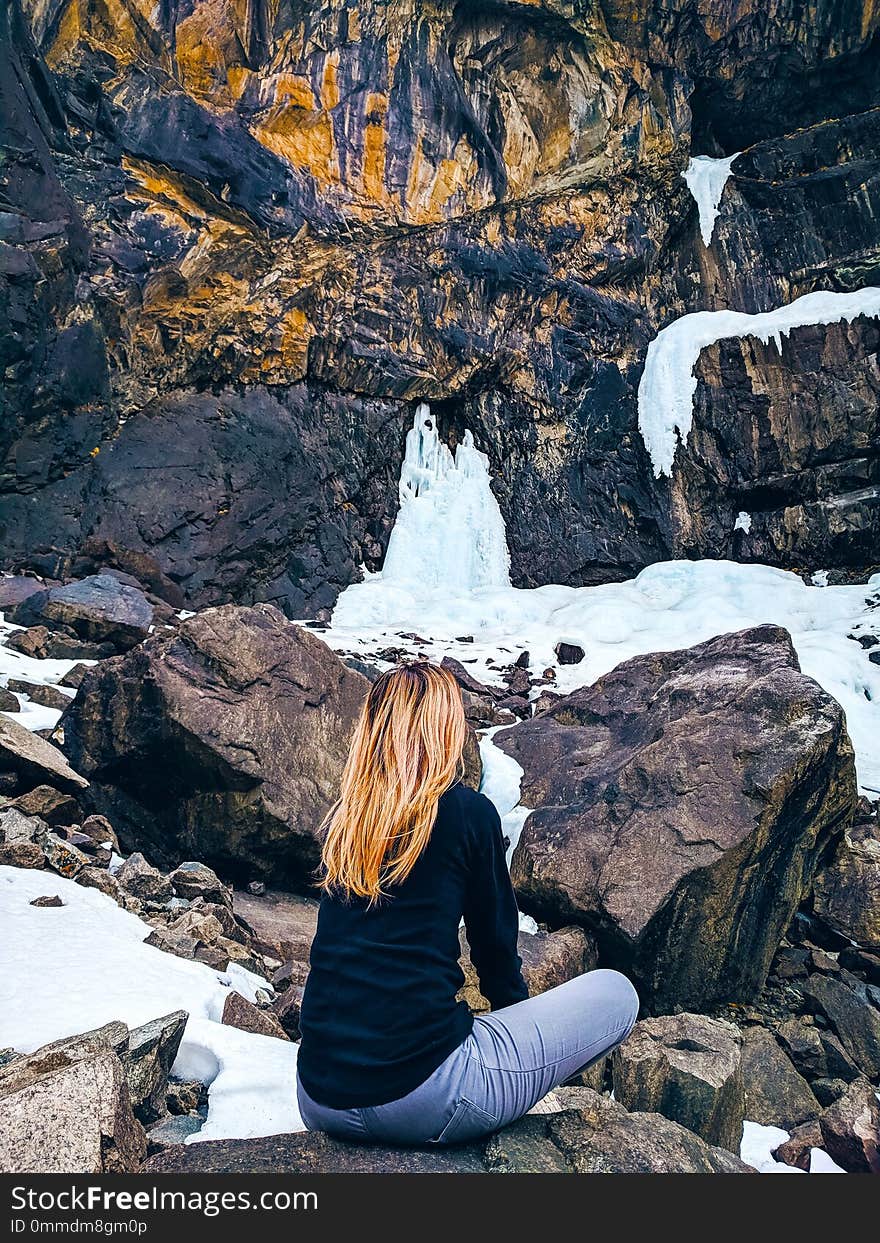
[296,661,638,1145]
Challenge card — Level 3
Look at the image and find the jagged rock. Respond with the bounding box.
[459,925,597,1014]
[168,861,231,907]
[0,712,88,795]
[800,972,880,1079]
[164,908,225,945]
[7,574,153,652]
[0,1031,146,1173]
[0,806,45,844]
[166,1079,207,1117]
[554,643,585,665]
[8,785,79,825]
[0,576,45,610]
[271,984,305,1040]
[838,946,880,985]
[611,1014,744,1151]
[0,841,44,867]
[818,1077,880,1174]
[500,626,855,1012]
[77,814,119,852]
[61,605,367,882]
[58,664,93,690]
[144,1090,753,1174]
[812,811,880,948]
[487,1091,753,1174]
[772,1121,823,1172]
[29,894,63,907]
[773,1017,828,1081]
[115,853,174,903]
[76,866,120,898]
[740,1027,821,1130]
[6,679,71,710]
[3,627,115,661]
[222,991,289,1041]
[812,1078,850,1108]
[126,1011,188,1124]
[42,832,89,878]
[144,928,199,961]
[231,889,319,962]
[0,688,19,711]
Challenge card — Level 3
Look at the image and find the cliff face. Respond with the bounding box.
[1,1,879,613]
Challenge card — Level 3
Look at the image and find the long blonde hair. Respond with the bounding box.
[320,661,467,902]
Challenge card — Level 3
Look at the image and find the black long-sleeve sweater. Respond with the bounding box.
[297,782,528,1109]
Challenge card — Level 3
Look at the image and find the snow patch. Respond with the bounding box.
[734,511,752,534]
[638,287,880,477]
[0,866,303,1142]
[682,153,739,246]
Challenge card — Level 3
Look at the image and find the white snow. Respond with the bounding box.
[740,1121,803,1173]
[734,511,752,534]
[0,611,82,732]
[478,727,532,862]
[682,153,739,246]
[381,404,511,592]
[0,866,303,1143]
[638,286,880,477]
[331,558,880,796]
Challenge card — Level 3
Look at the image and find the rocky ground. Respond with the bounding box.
[1,568,879,1174]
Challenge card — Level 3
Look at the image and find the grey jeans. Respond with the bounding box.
[296,968,639,1145]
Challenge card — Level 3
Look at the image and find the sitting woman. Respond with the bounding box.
[297,661,639,1145]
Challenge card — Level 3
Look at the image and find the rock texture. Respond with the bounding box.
[499,626,856,1011]
[611,1014,744,1151]
[60,603,367,882]
[144,1089,753,1174]
[2,2,880,611]
[459,924,597,1013]
[0,712,88,796]
[812,807,880,948]
[0,1029,147,1173]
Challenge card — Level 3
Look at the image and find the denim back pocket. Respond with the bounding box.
[430,1096,497,1145]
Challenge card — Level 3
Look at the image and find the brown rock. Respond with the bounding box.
[812,812,880,948]
[78,814,119,852]
[6,679,72,711]
[222,991,290,1041]
[0,1036,146,1173]
[611,1014,744,1151]
[740,1027,821,1130]
[232,889,319,962]
[8,785,79,825]
[61,605,368,883]
[773,1120,823,1171]
[459,925,596,1014]
[501,626,856,1012]
[115,853,173,903]
[800,972,880,1079]
[0,712,88,795]
[168,861,231,906]
[818,1077,880,1173]
[271,984,305,1040]
[29,894,63,907]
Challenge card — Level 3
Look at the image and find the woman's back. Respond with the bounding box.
[297,781,526,1109]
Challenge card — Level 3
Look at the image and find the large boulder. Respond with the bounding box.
[740,1027,821,1130]
[0,712,88,797]
[812,806,880,948]
[7,574,153,652]
[143,1089,753,1174]
[611,1014,744,1152]
[818,1077,880,1174]
[60,604,367,883]
[0,1029,146,1173]
[499,626,856,1012]
[800,972,880,1080]
[459,925,597,1014]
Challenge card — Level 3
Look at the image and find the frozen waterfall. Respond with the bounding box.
[377,403,511,592]
[682,153,740,247]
